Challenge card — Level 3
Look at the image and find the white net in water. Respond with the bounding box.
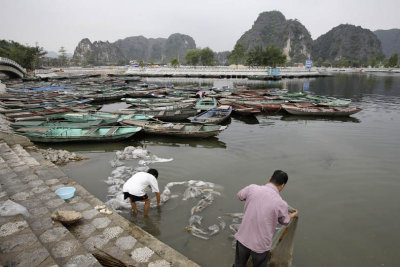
[104,146,298,265]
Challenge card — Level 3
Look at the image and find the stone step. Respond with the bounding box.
[23,147,177,266]
[1,142,198,266]
[11,143,40,167]
[0,215,59,267]
[0,142,102,266]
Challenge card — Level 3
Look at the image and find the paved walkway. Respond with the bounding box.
[0,140,199,267]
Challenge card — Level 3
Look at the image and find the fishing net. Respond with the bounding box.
[104,146,298,266]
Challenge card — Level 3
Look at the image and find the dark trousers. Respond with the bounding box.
[234,241,270,267]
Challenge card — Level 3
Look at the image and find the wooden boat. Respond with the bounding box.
[195,97,218,111]
[116,108,198,122]
[120,119,227,138]
[10,120,104,129]
[63,112,152,124]
[282,104,362,117]
[131,102,194,111]
[239,100,286,112]
[15,126,142,143]
[122,97,184,105]
[6,104,100,121]
[190,105,232,124]
[219,99,261,116]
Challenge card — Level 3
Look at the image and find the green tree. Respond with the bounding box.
[314,57,324,67]
[263,46,286,67]
[0,40,45,70]
[386,53,398,67]
[246,46,286,67]
[228,43,247,65]
[247,46,264,66]
[58,46,67,66]
[200,47,215,66]
[170,58,180,68]
[367,56,378,67]
[85,54,96,65]
[185,49,200,66]
[117,59,129,66]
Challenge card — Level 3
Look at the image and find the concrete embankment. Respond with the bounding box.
[0,132,199,267]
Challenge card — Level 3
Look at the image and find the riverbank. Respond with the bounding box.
[0,131,199,267]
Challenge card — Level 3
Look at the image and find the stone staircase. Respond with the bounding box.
[0,141,199,267]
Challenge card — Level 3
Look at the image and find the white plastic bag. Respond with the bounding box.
[0,200,30,217]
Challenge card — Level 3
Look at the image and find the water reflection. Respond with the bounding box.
[142,136,227,149]
[126,208,162,237]
[280,115,361,123]
[231,114,260,125]
[37,139,143,152]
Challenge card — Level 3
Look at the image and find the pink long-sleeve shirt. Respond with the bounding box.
[234,183,291,253]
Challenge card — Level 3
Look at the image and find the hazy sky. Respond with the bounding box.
[1,0,399,54]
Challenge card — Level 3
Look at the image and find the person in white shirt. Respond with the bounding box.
[122,169,161,216]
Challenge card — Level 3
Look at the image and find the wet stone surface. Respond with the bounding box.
[131,246,155,263]
[0,232,37,253]
[51,239,80,258]
[116,235,137,250]
[28,179,44,188]
[71,223,96,239]
[148,260,171,267]
[45,198,65,209]
[30,206,49,217]
[103,246,137,265]
[31,185,49,195]
[82,209,99,220]
[30,217,54,232]
[45,178,60,186]
[13,247,50,266]
[38,192,58,201]
[65,253,99,267]
[13,165,30,173]
[0,220,28,237]
[21,174,39,183]
[84,234,109,251]
[72,202,91,211]
[10,191,34,201]
[103,226,124,240]
[91,217,111,229]
[39,227,69,243]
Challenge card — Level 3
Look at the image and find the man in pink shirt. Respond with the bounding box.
[233,170,298,267]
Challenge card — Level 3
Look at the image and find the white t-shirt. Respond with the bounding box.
[122,172,159,196]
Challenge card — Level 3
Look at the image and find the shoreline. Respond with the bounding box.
[0,129,199,266]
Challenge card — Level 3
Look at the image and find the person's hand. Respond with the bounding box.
[289,209,298,218]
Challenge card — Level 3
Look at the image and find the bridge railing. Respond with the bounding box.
[0,57,27,74]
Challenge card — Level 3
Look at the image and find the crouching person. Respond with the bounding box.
[122,168,160,216]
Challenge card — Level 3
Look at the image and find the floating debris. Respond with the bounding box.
[39,148,86,165]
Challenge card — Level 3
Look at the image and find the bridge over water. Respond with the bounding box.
[0,57,26,78]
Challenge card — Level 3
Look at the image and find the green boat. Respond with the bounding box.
[195,97,218,111]
[120,119,227,138]
[63,112,153,125]
[15,126,142,143]
[10,120,104,129]
[122,97,184,105]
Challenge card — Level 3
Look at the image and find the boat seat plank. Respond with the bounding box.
[83,128,98,136]
[172,124,185,130]
[158,110,166,116]
[190,125,203,132]
[105,127,118,136]
[175,110,181,115]
[17,127,51,133]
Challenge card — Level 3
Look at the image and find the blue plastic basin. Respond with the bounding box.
[55,186,76,200]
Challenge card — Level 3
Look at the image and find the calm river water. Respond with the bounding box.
[45,73,400,266]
